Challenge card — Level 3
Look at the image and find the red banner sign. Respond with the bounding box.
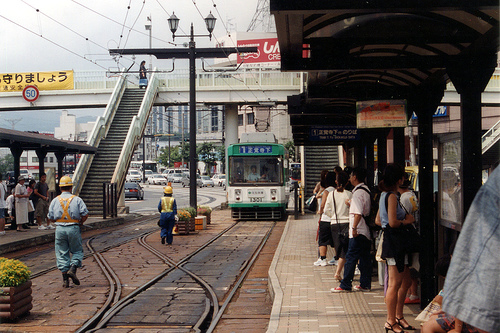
[237,38,280,64]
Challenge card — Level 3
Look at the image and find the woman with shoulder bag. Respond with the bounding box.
[376,164,416,333]
[313,172,336,267]
[324,171,352,280]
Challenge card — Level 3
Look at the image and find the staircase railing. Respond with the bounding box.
[111,68,159,194]
[482,119,500,154]
[73,69,128,195]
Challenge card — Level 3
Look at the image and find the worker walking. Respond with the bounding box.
[158,186,177,245]
[48,176,89,288]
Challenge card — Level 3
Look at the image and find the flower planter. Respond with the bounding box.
[0,280,32,321]
[176,220,190,235]
[205,214,211,225]
[189,217,196,232]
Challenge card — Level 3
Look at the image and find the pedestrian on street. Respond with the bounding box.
[34,173,53,230]
[332,167,372,293]
[27,179,36,226]
[6,189,16,230]
[158,186,177,245]
[14,175,30,232]
[313,172,337,267]
[47,175,89,288]
[0,173,7,236]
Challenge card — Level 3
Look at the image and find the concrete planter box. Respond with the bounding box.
[195,216,207,230]
[0,280,32,321]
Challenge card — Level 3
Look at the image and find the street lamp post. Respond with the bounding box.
[168,12,216,210]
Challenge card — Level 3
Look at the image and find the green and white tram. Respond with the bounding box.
[227,134,290,220]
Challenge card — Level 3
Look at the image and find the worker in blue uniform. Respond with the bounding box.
[158,186,177,245]
[47,175,88,288]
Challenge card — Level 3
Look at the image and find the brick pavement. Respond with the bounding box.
[267,212,421,333]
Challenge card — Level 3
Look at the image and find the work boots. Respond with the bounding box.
[67,265,80,285]
[62,273,69,288]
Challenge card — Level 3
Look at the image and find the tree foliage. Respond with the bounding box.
[284,140,296,161]
[0,154,13,175]
[197,142,217,176]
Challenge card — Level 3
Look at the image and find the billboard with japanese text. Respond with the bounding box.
[237,38,280,64]
[356,100,407,128]
[0,70,74,92]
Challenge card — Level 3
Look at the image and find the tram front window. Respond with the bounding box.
[229,157,283,185]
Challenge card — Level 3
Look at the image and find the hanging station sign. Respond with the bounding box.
[0,70,74,92]
[356,100,408,128]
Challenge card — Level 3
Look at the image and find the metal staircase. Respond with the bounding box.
[79,89,146,215]
[482,120,500,168]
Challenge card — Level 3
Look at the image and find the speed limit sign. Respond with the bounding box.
[22,85,40,102]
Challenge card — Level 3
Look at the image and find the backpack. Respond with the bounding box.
[355,186,382,237]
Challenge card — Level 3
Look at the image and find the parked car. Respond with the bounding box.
[124,182,144,200]
[164,168,189,182]
[147,174,167,185]
[201,175,214,187]
[211,174,226,186]
[181,173,203,188]
[126,169,142,182]
[143,170,153,182]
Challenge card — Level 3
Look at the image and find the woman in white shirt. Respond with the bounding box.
[324,171,352,280]
[313,172,337,266]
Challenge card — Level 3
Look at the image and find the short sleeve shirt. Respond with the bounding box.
[349,184,371,238]
[48,192,89,225]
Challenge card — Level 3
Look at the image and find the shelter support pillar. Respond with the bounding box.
[377,130,388,173]
[35,148,47,177]
[55,151,66,195]
[10,143,23,186]
[393,128,405,167]
[224,104,239,175]
[363,133,376,188]
[447,54,496,216]
[410,84,444,309]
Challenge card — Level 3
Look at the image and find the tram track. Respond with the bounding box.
[80,220,276,333]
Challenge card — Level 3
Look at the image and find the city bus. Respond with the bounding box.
[227,133,290,220]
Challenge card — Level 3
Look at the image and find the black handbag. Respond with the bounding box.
[306,195,318,212]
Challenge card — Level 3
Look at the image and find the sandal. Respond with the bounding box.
[396,317,415,330]
[385,322,406,333]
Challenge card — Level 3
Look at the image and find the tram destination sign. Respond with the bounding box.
[239,145,273,154]
[310,126,360,141]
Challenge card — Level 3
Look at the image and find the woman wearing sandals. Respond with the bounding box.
[323,171,351,280]
[376,164,416,333]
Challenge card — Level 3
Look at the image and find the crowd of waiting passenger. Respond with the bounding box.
[309,164,498,333]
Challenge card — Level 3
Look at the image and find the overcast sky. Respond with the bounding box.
[0,0,260,131]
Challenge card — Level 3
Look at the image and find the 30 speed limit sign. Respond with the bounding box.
[22,85,40,102]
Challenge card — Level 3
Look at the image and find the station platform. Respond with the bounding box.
[267,212,422,333]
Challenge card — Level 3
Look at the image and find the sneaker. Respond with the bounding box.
[354,267,361,275]
[47,224,56,229]
[313,258,327,267]
[353,285,371,292]
[331,286,350,293]
[404,297,420,304]
[38,225,47,230]
[328,258,338,265]
[0,231,5,235]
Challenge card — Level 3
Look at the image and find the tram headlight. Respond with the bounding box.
[271,189,277,201]
[235,189,241,201]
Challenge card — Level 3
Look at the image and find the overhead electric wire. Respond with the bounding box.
[120,0,146,51]
[117,0,133,49]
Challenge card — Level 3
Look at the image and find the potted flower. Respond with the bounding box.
[184,206,197,232]
[197,205,212,224]
[0,258,32,321]
[176,209,192,235]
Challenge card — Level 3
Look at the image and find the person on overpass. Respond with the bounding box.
[48,175,89,288]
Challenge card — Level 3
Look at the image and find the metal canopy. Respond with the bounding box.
[0,128,97,154]
[271,1,499,145]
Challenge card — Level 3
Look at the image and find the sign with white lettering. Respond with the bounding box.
[237,38,280,64]
[310,126,360,141]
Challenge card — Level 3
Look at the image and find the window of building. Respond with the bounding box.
[20,157,27,163]
[44,157,48,162]
[211,109,218,132]
[238,114,243,126]
[247,112,255,125]
[49,157,54,163]
[32,157,39,163]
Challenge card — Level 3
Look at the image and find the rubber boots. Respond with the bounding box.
[67,265,80,285]
[62,273,69,288]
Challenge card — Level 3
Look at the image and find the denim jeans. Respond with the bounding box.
[340,234,372,290]
[55,224,83,272]
[160,218,176,244]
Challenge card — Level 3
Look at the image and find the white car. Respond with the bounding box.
[201,175,214,187]
[211,174,226,186]
[147,174,167,185]
[126,169,142,182]
[171,173,184,183]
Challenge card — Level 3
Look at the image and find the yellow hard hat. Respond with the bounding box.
[163,186,173,194]
[59,175,73,187]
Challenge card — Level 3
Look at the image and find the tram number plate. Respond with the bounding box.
[250,197,263,202]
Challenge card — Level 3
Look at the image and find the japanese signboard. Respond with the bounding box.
[310,126,360,141]
[237,38,280,64]
[356,100,407,128]
[239,145,273,154]
[0,71,74,92]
